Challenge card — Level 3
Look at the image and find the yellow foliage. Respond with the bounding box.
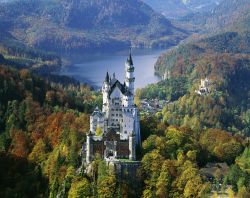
[96,127,103,136]
[237,186,250,198]
[227,187,235,198]
[187,150,197,162]
[68,178,92,198]
[28,139,47,163]
[214,191,220,198]
[61,144,69,157]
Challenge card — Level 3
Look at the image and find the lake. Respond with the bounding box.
[60,49,165,89]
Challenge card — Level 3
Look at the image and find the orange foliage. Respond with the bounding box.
[45,112,64,148]
[19,69,30,79]
[9,129,29,158]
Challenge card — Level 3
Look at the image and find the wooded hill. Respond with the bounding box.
[0,0,188,53]
[138,0,250,137]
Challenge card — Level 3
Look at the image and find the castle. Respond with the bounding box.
[195,77,211,95]
[85,53,141,164]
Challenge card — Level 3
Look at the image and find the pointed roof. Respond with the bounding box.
[108,80,132,97]
[105,72,109,83]
[127,52,133,66]
[91,106,104,117]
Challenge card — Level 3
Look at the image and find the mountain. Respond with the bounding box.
[0,0,187,53]
[142,0,189,18]
[142,0,223,18]
[179,0,250,33]
[203,0,250,32]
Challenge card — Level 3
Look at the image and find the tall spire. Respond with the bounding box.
[127,48,133,66]
[125,48,135,96]
[105,72,109,83]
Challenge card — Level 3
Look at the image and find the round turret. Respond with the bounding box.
[125,53,135,96]
[102,72,110,113]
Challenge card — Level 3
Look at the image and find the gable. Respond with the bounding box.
[110,86,122,98]
[109,80,132,98]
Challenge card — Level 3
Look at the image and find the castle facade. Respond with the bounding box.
[86,53,141,163]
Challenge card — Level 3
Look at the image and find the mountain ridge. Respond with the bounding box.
[0,0,188,53]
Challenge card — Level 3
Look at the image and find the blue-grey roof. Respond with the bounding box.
[108,80,132,97]
[91,107,104,117]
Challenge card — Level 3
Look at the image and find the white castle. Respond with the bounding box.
[86,53,141,163]
[195,77,211,95]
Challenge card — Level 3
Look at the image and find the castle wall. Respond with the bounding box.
[92,141,105,157]
[108,160,141,179]
[117,141,129,158]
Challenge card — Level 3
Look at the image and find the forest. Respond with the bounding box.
[0,51,250,197]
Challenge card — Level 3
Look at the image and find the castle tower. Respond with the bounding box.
[129,133,136,161]
[102,72,110,114]
[125,53,135,96]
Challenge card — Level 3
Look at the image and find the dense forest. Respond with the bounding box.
[132,3,250,196]
[0,64,103,197]
[0,54,250,197]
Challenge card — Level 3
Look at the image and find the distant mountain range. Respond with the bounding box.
[142,0,223,18]
[179,0,250,33]
[0,0,188,53]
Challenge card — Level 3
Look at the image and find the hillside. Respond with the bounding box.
[148,0,250,133]
[136,24,250,195]
[0,37,62,73]
[0,0,187,53]
[0,64,249,197]
[203,0,250,32]
[136,30,250,136]
[178,0,250,33]
[0,64,103,197]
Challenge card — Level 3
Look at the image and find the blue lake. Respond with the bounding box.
[60,49,165,89]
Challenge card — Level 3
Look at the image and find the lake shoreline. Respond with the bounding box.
[58,48,166,89]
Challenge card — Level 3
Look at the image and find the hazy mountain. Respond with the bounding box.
[142,0,223,18]
[0,0,187,53]
[203,0,250,32]
[179,0,250,33]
